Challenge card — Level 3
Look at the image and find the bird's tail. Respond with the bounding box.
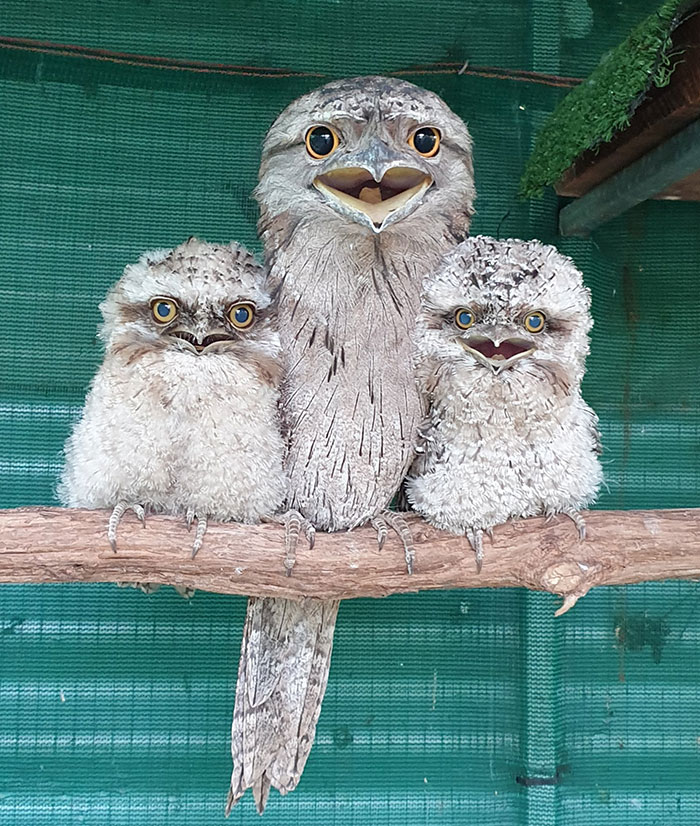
[227,596,340,814]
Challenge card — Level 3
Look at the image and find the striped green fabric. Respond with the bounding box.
[1,1,698,824]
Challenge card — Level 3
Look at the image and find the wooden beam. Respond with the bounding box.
[558,115,700,236]
[556,9,700,198]
[1,507,699,615]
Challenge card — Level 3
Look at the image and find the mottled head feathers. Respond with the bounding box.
[100,238,279,378]
[416,236,593,411]
[255,76,475,246]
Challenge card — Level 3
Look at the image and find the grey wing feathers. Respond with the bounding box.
[228,596,340,814]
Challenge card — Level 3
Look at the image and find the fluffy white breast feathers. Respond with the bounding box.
[59,237,287,557]
[406,235,603,567]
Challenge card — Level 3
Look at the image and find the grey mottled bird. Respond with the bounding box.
[228,76,475,812]
[59,238,286,560]
[405,236,602,567]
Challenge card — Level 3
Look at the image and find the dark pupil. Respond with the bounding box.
[235,306,250,324]
[529,315,542,329]
[414,128,437,154]
[308,127,334,156]
[458,311,472,326]
[156,302,171,318]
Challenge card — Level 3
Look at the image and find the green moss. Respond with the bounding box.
[520,0,687,198]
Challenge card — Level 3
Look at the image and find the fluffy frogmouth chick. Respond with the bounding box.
[59,237,286,560]
[406,235,603,569]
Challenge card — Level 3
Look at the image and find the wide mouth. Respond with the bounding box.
[314,166,432,228]
[461,336,534,371]
[171,330,233,353]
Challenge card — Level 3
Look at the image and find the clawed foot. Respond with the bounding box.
[465,527,485,573]
[264,510,316,576]
[371,511,415,574]
[565,510,587,540]
[185,509,209,558]
[545,510,586,540]
[284,510,315,576]
[108,501,146,551]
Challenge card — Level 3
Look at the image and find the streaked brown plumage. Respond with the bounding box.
[228,77,475,812]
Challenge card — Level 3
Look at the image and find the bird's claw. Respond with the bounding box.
[546,509,587,540]
[565,510,587,540]
[465,527,484,573]
[190,514,208,558]
[372,511,415,574]
[108,501,146,552]
[370,516,388,550]
[306,522,316,550]
[269,510,315,577]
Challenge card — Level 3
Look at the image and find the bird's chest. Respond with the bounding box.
[437,418,567,515]
[135,357,225,417]
[128,354,260,456]
[276,272,422,527]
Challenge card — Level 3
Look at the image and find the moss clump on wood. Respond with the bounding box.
[520,0,688,198]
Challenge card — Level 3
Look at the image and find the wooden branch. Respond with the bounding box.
[1,508,699,614]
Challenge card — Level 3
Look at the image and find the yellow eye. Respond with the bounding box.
[409,126,441,158]
[305,125,339,159]
[455,308,475,329]
[524,311,546,333]
[228,302,255,329]
[150,297,178,324]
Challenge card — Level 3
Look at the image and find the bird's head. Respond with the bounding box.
[100,238,280,378]
[255,76,475,242]
[416,237,592,406]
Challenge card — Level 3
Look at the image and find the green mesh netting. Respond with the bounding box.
[520,0,687,198]
[1,1,699,824]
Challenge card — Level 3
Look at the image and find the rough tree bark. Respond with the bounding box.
[0,507,699,614]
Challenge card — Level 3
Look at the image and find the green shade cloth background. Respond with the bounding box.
[1,1,699,824]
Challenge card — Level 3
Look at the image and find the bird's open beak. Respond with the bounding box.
[460,336,535,374]
[314,166,432,232]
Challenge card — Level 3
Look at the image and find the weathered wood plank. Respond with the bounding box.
[558,115,700,235]
[556,10,700,199]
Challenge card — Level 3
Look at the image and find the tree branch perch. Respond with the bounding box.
[0,508,698,613]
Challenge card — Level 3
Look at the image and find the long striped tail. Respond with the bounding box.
[227,596,340,814]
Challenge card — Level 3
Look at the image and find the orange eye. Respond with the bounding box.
[150,297,178,324]
[228,302,255,329]
[305,125,339,159]
[409,126,441,158]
